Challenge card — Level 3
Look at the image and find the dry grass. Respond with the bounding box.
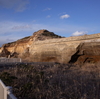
[0,62,100,99]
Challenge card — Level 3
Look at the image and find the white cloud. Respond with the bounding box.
[0,0,29,12]
[60,14,70,19]
[12,24,32,30]
[43,8,51,11]
[46,15,51,18]
[0,21,30,34]
[72,31,88,36]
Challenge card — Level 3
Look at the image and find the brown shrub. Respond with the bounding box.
[0,63,100,99]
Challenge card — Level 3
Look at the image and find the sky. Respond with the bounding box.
[0,0,100,46]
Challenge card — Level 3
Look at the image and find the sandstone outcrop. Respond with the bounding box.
[0,29,62,58]
[29,33,100,64]
[70,42,100,64]
[0,29,100,64]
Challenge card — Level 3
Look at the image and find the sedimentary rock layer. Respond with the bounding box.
[30,33,100,64]
[0,29,100,64]
[0,30,62,58]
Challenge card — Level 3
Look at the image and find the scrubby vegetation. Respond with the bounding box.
[42,31,62,38]
[0,62,100,99]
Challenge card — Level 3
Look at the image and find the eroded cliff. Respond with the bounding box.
[29,33,100,64]
[0,29,100,64]
[0,29,62,58]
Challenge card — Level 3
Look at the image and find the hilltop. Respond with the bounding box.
[0,29,100,64]
[0,29,62,58]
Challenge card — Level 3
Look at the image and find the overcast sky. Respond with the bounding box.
[0,0,100,46]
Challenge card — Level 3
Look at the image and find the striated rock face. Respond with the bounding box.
[0,36,32,58]
[29,41,79,63]
[70,42,100,64]
[29,33,100,64]
[1,29,100,64]
[0,29,63,58]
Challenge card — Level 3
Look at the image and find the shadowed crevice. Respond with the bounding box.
[69,50,81,63]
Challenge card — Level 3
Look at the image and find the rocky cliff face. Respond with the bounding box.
[29,33,100,64]
[0,29,62,58]
[0,29,100,64]
[0,36,32,58]
[70,42,100,64]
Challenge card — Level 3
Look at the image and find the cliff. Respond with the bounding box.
[0,29,100,64]
[29,33,100,64]
[0,29,62,58]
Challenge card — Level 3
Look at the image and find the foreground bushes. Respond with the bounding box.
[0,63,100,99]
